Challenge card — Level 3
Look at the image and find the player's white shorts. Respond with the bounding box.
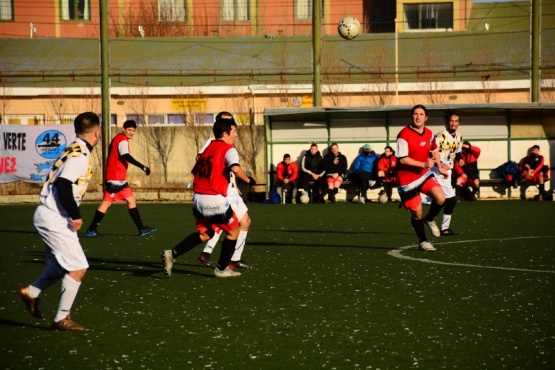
[33,205,89,271]
[192,193,232,220]
[229,193,248,221]
[431,166,455,198]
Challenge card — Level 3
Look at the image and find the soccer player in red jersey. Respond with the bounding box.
[86,119,156,237]
[396,105,447,251]
[161,112,254,278]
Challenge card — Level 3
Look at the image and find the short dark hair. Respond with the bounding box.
[123,120,137,129]
[74,112,100,135]
[445,111,459,123]
[532,145,540,150]
[213,113,237,139]
[411,104,428,117]
[283,154,290,159]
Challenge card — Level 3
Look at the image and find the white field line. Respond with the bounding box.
[388,236,555,274]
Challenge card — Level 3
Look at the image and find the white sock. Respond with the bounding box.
[231,230,248,261]
[441,214,452,231]
[203,231,222,254]
[54,275,81,322]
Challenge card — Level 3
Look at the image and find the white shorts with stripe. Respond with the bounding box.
[33,205,89,271]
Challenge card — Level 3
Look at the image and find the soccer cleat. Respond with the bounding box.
[139,226,157,237]
[228,260,255,270]
[360,197,365,204]
[18,286,42,319]
[197,252,212,267]
[85,229,103,238]
[425,219,440,237]
[418,240,436,252]
[161,250,175,277]
[441,228,458,236]
[214,266,242,278]
[51,314,85,331]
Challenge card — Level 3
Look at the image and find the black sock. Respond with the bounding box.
[88,210,105,231]
[425,201,444,222]
[539,184,545,193]
[411,218,427,243]
[172,233,203,259]
[129,207,144,231]
[216,238,238,270]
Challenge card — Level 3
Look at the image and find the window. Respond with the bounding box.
[158,0,187,22]
[194,114,214,125]
[148,115,165,125]
[0,0,13,21]
[222,0,249,22]
[125,115,145,125]
[167,114,186,124]
[295,0,312,20]
[404,3,453,30]
[61,0,90,21]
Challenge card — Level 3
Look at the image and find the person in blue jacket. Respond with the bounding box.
[352,144,378,203]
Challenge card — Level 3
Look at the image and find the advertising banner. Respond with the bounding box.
[0,125,76,183]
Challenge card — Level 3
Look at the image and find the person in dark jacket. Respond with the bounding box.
[301,143,325,203]
[322,143,348,203]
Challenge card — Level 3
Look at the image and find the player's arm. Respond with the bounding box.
[55,177,82,230]
[230,164,254,184]
[120,153,150,175]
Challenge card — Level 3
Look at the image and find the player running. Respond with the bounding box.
[196,120,255,270]
[431,112,463,235]
[18,112,101,330]
[396,105,447,251]
[161,112,254,278]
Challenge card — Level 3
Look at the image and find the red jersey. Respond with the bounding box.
[396,125,437,186]
[192,139,237,196]
[377,153,397,183]
[106,133,130,181]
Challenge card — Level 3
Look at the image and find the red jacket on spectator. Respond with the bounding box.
[377,153,397,183]
[454,143,481,179]
[276,160,299,183]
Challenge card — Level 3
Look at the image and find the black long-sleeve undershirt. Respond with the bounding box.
[55,177,81,220]
[121,153,146,171]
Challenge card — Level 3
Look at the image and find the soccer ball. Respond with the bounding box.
[300,193,310,204]
[338,16,360,40]
[378,192,388,203]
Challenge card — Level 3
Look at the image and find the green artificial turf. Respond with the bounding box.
[1,200,554,369]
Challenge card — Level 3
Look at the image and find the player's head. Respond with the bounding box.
[123,120,137,129]
[213,112,237,139]
[531,145,540,155]
[445,111,460,132]
[411,104,428,127]
[309,143,318,154]
[74,112,100,135]
[384,145,394,156]
[283,153,291,164]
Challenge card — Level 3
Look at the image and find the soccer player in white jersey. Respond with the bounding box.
[196,114,254,270]
[18,112,101,331]
[430,112,463,236]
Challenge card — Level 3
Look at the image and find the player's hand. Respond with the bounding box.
[70,218,83,232]
[248,176,256,185]
[144,166,151,176]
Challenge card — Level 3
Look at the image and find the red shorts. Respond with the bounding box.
[402,177,441,211]
[103,187,134,202]
[326,176,344,185]
[195,212,239,234]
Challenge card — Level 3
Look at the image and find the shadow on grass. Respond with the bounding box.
[0,317,51,331]
[23,250,219,279]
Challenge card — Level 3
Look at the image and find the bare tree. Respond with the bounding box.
[110,1,190,37]
[415,40,449,105]
[364,48,393,106]
[46,88,71,125]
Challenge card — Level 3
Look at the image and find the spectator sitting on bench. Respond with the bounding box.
[454,141,481,201]
[301,143,325,203]
[276,153,299,204]
[519,145,550,200]
[351,144,378,204]
[377,145,397,202]
[323,143,348,203]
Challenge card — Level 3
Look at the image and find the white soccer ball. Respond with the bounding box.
[300,193,310,204]
[378,192,388,203]
[338,16,361,40]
